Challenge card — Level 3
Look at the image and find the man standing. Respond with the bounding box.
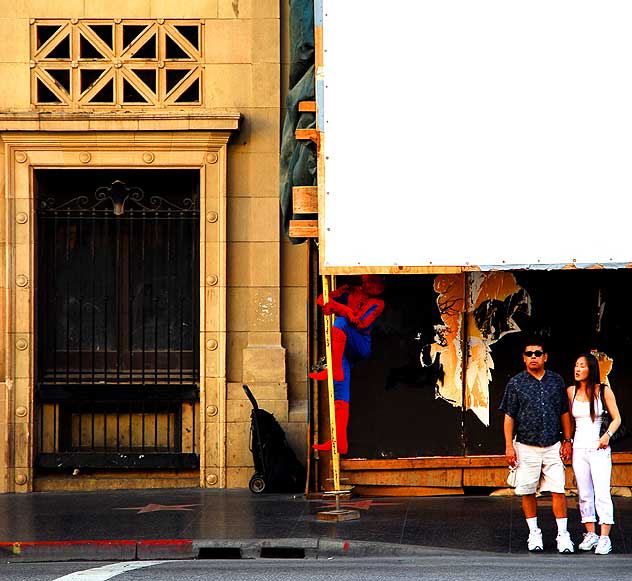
[500,340,574,553]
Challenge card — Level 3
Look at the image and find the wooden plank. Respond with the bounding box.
[345,468,462,488]
[342,456,508,470]
[612,463,632,486]
[34,472,199,492]
[462,467,508,487]
[352,485,464,497]
[298,101,316,113]
[182,403,194,453]
[343,453,632,470]
[289,219,318,238]
[295,128,320,146]
[40,404,58,453]
[292,186,318,214]
[315,25,323,69]
[322,265,470,275]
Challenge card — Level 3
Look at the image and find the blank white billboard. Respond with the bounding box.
[321,1,632,270]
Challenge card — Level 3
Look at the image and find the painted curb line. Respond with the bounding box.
[0,537,481,562]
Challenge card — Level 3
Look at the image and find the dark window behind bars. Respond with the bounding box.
[35,170,200,470]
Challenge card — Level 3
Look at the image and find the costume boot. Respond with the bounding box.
[312,400,350,455]
[309,327,346,381]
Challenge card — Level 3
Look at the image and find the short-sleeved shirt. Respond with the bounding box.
[499,370,568,447]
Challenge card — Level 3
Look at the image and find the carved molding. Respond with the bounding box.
[31,19,203,108]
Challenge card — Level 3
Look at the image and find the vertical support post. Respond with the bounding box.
[317,274,358,521]
[321,274,341,498]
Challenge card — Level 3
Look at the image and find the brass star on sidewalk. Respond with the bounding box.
[116,503,200,514]
[319,499,400,511]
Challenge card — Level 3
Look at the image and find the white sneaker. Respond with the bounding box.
[528,528,543,551]
[595,536,612,555]
[556,531,574,553]
[578,531,599,551]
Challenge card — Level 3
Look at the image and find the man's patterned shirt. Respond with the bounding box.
[499,370,568,447]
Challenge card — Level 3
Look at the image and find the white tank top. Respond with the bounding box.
[572,395,604,449]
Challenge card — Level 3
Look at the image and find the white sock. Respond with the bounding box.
[526,517,539,533]
[556,518,568,534]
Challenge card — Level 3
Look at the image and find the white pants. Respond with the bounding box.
[572,447,614,525]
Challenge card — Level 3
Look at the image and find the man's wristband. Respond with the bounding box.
[562,438,573,444]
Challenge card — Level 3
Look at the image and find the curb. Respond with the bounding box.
[0,540,138,562]
[0,538,476,562]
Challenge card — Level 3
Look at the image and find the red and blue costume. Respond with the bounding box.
[310,275,385,454]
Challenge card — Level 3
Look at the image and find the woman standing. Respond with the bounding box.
[568,353,622,554]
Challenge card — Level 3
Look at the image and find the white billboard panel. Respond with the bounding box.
[322,1,632,270]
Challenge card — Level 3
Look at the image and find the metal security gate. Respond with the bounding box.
[35,170,200,471]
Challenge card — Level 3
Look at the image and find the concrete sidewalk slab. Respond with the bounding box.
[0,489,628,561]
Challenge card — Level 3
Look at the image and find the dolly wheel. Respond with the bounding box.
[249,474,266,494]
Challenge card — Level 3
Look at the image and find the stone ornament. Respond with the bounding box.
[206,211,218,223]
[15,406,27,418]
[142,152,155,164]
[206,339,218,351]
[206,152,218,164]
[16,212,28,224]
[206,474,218,486]
[206,405,218,417]
[15,275,28,287]
[15,151,27,163]
[31,19,203,107]
[15,338,28,351]
[15,474,27,485]
[206,274,218,286]
[79,152,91,164]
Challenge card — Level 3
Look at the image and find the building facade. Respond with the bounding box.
[0,1,309,492]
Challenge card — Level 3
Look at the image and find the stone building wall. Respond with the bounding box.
[0,0,308,491]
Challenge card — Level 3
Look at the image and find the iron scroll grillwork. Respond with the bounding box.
[36,175,200,469]
[39,180,196,215]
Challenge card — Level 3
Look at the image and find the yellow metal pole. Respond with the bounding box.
[316,275,358,522]
[321,275,340,495]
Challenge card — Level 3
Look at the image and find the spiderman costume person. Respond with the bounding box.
[310,274,385,454]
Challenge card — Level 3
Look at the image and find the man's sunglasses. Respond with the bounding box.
[524,350,544,357]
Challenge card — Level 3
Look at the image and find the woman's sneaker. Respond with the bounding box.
[527,528,543,551]
[578,532,599,551]
[594,536,612,555]
[556,531,574,553]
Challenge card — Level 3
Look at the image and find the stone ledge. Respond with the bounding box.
[227,382,287,400]
[0,111,241,131]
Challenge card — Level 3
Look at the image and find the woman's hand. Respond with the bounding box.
[598,433,611,449]
[560,440,572,461]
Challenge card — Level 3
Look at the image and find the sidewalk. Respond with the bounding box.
[0,488,630,561]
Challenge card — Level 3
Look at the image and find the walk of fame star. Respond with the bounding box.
[115,503,200,514]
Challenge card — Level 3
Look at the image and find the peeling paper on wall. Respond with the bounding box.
[592,350,614,388]
[465,272,531,426]
[428,272,531,425]
[429,274,465,407]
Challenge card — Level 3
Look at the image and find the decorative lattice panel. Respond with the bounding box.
[30,19,203,107]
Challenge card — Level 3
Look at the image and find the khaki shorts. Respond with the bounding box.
[514,441,566,496]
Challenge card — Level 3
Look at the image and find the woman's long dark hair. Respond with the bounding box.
[574,353,601,421]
